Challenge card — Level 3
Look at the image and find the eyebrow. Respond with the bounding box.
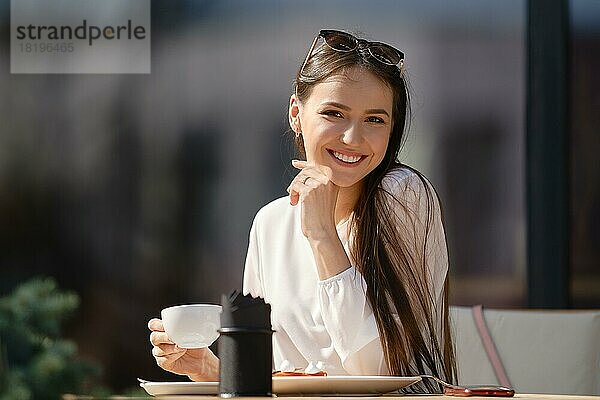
[321,101,390,117]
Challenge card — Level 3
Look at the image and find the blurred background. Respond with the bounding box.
[0,0,598,394]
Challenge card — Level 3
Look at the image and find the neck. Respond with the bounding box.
[335,181,363,225]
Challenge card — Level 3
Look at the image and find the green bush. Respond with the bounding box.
[0,277,101,400]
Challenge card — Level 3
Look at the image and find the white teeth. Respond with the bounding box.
[332,151,362,163]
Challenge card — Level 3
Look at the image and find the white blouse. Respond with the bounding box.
[242,167,448,375]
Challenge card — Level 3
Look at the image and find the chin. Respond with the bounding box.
[330,175,365,188]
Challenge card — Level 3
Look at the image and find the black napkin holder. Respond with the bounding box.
[218,291,274,397]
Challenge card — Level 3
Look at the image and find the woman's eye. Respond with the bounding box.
[366,116,385,124]
[320,110,343,118]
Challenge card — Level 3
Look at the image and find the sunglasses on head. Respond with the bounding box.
[299,29,405,76]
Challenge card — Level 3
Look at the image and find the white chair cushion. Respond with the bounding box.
[450,306,600,395]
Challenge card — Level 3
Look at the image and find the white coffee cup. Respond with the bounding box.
[160,304,222,349]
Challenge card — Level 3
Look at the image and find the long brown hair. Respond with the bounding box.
[293,37,456,391]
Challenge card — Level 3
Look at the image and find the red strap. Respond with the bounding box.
[471,305,512,388]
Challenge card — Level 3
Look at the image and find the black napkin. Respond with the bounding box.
[220,290,272,331]
[219,290,273,397]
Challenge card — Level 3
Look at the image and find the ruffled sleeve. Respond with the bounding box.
[317,267,387,374]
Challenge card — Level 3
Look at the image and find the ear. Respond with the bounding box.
[288,94,302,133]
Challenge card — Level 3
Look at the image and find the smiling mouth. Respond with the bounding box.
[327,149,367,165]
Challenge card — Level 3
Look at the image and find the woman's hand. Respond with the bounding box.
[288,159,352,280]
[287,159,339,241]
[148,318,219,382]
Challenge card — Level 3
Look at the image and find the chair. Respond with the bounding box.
[450,306,600,395]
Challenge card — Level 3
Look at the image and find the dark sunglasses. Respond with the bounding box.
[299,29,405,76]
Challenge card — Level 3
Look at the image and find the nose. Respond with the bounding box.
[340,122,364,146]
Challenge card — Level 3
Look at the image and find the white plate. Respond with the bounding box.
[139,376,421,396]
[273,376,421,395]
[139,379,218,396]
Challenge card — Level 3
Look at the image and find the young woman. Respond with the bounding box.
[149,29,456,390]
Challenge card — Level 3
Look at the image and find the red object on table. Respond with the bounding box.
[444,386,515,397]
[272,370,327,377]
